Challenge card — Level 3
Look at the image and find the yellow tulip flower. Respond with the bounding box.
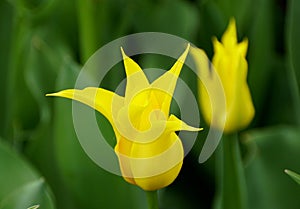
[198,19,255,133]
[47,44,202,191]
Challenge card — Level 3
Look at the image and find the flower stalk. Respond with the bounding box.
[77,0,100,63]
[146,190,159,209]
[216,133,247,209]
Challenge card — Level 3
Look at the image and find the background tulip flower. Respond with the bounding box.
[198,19,255,133]
[47,44,202,192]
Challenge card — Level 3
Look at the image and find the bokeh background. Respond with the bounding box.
[1,0,300,208]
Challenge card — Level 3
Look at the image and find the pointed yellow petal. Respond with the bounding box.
[238,38,248,57]
[166,114,202,132]
[47,87,124,128]
[221,18,237,47]
[150,44,190,116]
[121,47,150,104]
[212,37,224,56]
[190,46,228,132]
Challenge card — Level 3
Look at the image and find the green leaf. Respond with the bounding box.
[0,179,54,209]
[286,0,300,87]
[27,205,40,209]
[213,0,252,24]
[0,1,13,137]
[4,9,40,145]
[285,170,300,185]
[23,32,77,209]
[243,126,300,209]
[246,0,276,124]
[133,0,199,40]
[286,0,300,124]
[0,140,55,209]
[77,0,131,63]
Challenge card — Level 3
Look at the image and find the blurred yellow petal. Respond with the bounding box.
[196,19,255,133]
[221,18,238,48]
[190,47,227,130]
[238,38,248,58]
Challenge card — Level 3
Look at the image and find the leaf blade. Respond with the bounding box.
[285,169,300,185]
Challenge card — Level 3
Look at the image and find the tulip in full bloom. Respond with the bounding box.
[197,19,255,133]
[47,44,202,191]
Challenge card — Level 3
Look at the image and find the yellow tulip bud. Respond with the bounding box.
[198,19,255,133]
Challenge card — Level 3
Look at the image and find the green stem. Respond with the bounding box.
[146,190,159,209]
[76,0,100,63]
[4,6,28,141]
[216,133,247,209]
[287,46,300,126]
[286,0,300,126]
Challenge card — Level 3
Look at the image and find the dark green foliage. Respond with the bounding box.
[0,0,299,208]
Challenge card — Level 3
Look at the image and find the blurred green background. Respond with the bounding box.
[1,0,300,208]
